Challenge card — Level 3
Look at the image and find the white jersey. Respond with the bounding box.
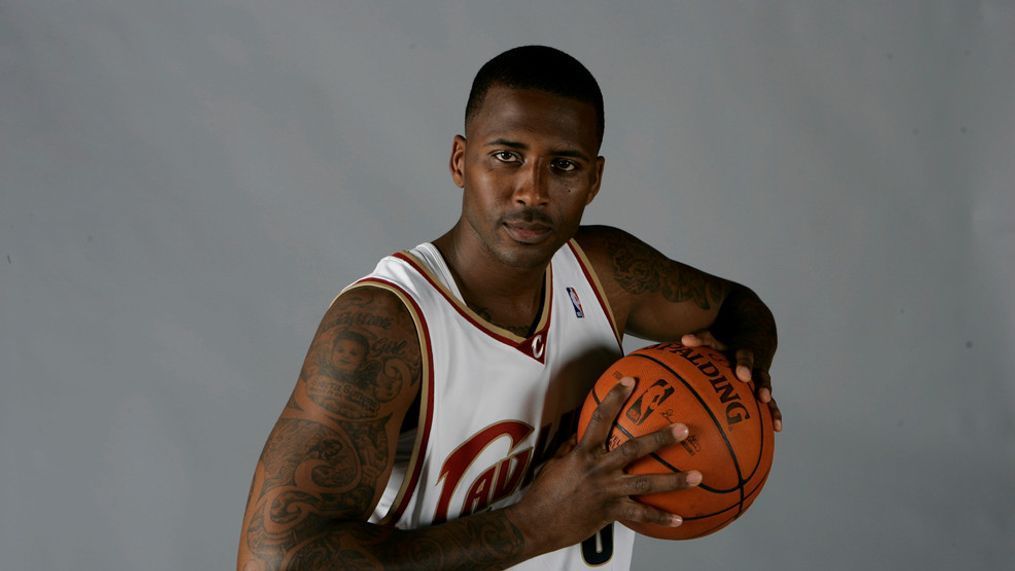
[342,240,636,570]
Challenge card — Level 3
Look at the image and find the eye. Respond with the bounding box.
[493,151,520,163]
[551,159,578,172]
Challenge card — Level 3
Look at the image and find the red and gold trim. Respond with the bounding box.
[566,239,624,350]
[391,251,553,363]
[341,278,435,526]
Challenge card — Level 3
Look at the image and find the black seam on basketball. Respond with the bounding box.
[739,385,767,482]
[690,512,739,535]
[629,353,747,487]
[742,458,773,499]
[678,497,745,521]
[630,493,747,524]
[742,472,770,504]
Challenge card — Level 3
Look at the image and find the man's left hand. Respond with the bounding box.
[681,330,783,432]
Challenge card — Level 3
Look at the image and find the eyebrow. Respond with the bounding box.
[484,138,591,161]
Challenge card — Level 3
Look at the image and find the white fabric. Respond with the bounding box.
[354,241,635,570]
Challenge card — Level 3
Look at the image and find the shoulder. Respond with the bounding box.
[323,284,418,335]
[571,225,647,330]
[573,225,635,262]
[304,283,424,411]
[572,225,663,284]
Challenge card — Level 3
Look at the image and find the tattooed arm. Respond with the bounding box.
[575,225,782,429]
[237,286,536,570]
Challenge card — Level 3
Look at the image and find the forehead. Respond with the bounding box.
[468,86,599,152]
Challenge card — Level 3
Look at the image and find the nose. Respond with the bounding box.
[513,161,550,207]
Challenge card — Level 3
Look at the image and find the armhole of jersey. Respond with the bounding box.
[566,239,624,350]
[341,278,435,526]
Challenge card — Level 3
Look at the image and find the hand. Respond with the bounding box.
[507,378,702,555]
[681,330,783,432]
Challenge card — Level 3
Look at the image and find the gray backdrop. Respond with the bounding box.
[2,1,1012,570]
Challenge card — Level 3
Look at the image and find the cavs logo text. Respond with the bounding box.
[433,410,579,523]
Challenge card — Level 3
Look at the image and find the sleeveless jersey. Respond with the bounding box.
[341,240,636,570]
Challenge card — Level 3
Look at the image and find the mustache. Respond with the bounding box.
[501,209,554,227]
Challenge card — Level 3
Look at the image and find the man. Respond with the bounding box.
[237,45,781,570]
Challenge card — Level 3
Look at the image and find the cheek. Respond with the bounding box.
[463,173,506,210]
[555,195,592,229]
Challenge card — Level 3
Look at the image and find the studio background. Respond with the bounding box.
[1,1,1012,570]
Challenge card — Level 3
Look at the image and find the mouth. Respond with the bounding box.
[502,221,553,244]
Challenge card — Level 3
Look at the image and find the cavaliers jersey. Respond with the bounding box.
[341,240,636,570]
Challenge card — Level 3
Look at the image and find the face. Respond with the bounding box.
[450,86,604,269]
[333,338,365,373]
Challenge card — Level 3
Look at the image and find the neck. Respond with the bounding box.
[432,221,549,312]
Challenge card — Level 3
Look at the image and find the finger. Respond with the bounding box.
[579,377,635,449]
[604,423,688,470]
[681,330,728,351]
[622,469,702,497]
[734,349,754,382]
[768,397,783,432]
[614,498,684,528]
[555,435,578,458]
[681,332,704,347]
[754,369,773,403]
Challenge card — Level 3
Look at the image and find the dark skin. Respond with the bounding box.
[237,86,780,570]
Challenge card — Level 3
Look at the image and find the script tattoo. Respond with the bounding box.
[603,227,727,310]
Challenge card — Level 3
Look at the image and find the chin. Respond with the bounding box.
[492,241,562,269]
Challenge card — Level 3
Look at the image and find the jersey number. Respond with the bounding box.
[581,523,614,565]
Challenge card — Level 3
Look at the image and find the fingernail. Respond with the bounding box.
[620,377,635,389]
[774,419,783,432]
[669,515,683,526]
[685,470,702,486]
[737,366,752,382]
[671,423,689,440]
[760,388,771,402]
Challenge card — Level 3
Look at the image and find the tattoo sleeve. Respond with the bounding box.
[575,225,731,340]
[602,226,727,311]
[237,287,528,571]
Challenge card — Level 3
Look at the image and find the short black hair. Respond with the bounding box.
[465,45,605,147]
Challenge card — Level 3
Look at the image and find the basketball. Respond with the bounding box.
[577,342,775,540]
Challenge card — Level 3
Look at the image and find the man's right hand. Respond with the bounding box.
[506,377,702,555]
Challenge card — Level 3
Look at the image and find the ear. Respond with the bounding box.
[449,135,467,188]
[585,155,605,205]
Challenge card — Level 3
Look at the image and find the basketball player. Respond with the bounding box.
[238,46,782,570]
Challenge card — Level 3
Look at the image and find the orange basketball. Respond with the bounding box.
[577,343,775,540]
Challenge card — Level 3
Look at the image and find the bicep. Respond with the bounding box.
[238,286,422,566]
[576,225,730,341]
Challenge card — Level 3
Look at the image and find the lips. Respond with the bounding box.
[503,221,553,244]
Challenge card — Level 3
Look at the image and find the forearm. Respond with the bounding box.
[247,507,533,571]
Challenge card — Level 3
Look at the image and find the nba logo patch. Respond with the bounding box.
[566,287,585,318]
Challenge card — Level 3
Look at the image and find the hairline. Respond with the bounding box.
[465,82,604,149]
